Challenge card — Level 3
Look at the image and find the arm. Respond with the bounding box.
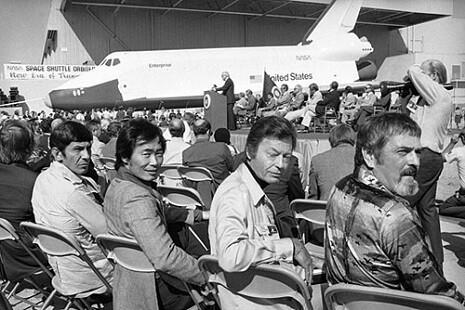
[215,79,231,92]
[67,189,108,237]
[214,186,294,272]
[307,160,319,200]
[442,137,459,161]
[382,208,464,303]
[407,65,450,106]
[287,156,305,202]
[121,192,205,285]
[224,144,235,172]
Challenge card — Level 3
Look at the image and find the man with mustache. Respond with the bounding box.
[325,113,464,303]
[32,121,113,297]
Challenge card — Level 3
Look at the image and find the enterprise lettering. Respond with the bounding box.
[149,63,172,68]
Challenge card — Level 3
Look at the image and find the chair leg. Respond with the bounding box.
[40,289,56,310]
[5,282,20,299]
[188,227,209,252]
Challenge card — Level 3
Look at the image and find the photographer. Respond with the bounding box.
[404,59,452,273]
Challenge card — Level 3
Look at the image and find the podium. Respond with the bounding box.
[203,91,227,132]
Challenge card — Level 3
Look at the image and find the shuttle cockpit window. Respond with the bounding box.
[112,58,120,66]
[105,59,112,66]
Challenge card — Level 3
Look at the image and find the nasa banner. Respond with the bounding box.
[3,64,96,80]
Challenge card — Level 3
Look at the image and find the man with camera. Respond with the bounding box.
[404,59,452,273]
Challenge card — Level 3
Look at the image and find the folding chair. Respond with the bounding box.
[198,255,313,310]
[324,283,465,310]
[20,222,112,310]
[157,185,209,252]
[0,218,53,309]
[96,234,204,310]
[290,199,327,284]
[159,164,184,187]
[177,166,215,209]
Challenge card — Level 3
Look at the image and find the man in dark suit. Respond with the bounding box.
[214,71,236,130]
[308,123,356,200]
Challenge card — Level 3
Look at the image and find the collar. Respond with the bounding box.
[357,165,391,194]
[244,161,269,189]
[50,161,85,185]
[236,163,266,207]
[116,166,159,196]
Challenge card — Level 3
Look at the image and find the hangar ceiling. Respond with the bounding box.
[65,0,449,29]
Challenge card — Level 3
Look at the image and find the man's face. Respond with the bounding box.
[248,137,293,184]
[125,137,164,182]
[371,134,421,196]
[420,63,439,83]
[60,141,92,175]
[221,73,228,81]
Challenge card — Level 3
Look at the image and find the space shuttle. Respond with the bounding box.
[47,0,375,111]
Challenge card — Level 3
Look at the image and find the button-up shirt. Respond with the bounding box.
[31,161,113,296]
[325,166,464,304]
[209,163,299,309]
[164,137,191,165]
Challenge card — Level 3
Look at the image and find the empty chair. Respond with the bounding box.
[324,283,465,310]
[198,255,313,310]
[290,199,326,282]
[20,221,112,310]
[177,166,215,209]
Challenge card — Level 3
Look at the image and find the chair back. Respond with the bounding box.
[177,166,214,183]
[96,234,154,272]
[20,222,112,291]
[157,185,205,209]
[324,283,465,310]
[198,255,312,310]
[290,199,326,226]
[100,157,116,170]
[177,166,215,209]
[0,218,19,241]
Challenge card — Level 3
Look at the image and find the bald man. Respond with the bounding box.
[182,119,234,188]
[164,118,191,165]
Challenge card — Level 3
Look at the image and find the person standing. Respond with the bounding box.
[213,71,236,130]
[405,59,453,272]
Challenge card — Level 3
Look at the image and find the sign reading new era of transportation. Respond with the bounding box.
[3,64,96,80]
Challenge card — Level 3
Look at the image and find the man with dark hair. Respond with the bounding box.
[164,118,190,165]
[405,59,452,272]
[209,116,313,309]
[32,121,113,297]
[182,119,234,187]
[325,113,464,304]
[308,124,355,200]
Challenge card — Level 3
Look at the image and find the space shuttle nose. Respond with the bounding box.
[44,93,53,108]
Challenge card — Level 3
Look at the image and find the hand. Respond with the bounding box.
[291,238,313,282]
[451,136,459,144]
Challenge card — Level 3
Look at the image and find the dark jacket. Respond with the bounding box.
[216,77,235,104]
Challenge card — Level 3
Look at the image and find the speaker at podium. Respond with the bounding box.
[203,90,227,132]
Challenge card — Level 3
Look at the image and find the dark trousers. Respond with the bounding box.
[439,189,465,219]
[405,148,444,269]
[227,103,237,130]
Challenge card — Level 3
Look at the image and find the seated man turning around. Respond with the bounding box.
[32,121,113,297]
[209,116,313,309]
[325,113,464,304]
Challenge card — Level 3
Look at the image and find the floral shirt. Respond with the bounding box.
[325,166,464,304]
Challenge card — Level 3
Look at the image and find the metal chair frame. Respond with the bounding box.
[198,255,313,310]
[20,221,112,310]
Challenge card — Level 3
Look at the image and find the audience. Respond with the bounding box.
[164,118,190,165]
[308,124,356,200]
[101,121,122,159]
[183,119,234,188]
[104,119,206,310]
[325,113,464,304]
[31,121,113,296]
[0,120,49,282]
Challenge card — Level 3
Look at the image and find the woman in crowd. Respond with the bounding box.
[103,119,206,310]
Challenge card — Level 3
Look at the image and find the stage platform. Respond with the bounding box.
[231,129,331,188]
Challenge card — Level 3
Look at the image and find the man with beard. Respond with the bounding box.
[324,113,464,303]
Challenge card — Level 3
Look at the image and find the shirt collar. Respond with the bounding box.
[237,163,266,206]
[116,166,159,196]
[50,161,85,185]
[357,165,391,194]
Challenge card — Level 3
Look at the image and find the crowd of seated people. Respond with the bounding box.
[1,60,465,310]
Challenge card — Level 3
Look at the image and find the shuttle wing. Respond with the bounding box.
[301,0,363,44]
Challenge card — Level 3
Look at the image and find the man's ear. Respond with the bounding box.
[121,157,129,166]
[362,148,375,169]
[51,147,64,162]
